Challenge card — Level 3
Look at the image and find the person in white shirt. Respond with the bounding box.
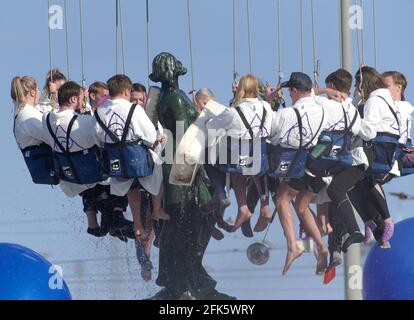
[206,74,273,233]
[383,71,414,146]
[94,75,169,242]
[38,69,67,114]
[89,81,110,113]
[313,70,365,269]
[42,81,133,240]
[12,76,46,149]
[347,67,400,246]
[269,72,328,276]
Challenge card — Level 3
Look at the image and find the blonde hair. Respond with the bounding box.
[233,74,259,106]
[11,76,37,113]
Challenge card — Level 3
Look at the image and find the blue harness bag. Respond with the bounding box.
[306,106,358,176]
[364,96,401,178]
[95,104,154,178]
[14,115,59,185]
[46,114,105,185]
[268,107,325,178]
[217,105,268,175]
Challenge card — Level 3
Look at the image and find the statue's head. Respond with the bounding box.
[149,52,187,85]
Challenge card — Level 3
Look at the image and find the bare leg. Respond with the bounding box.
[151,193,170,221]
[316,203,333,236]
[295,191,328,275]
[276,182,303,275]
[127,188,147,242]
[253,175,273,232]
[86,209,99,229]
[230,173,252,232]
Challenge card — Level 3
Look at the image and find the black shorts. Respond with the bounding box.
[287,173,326,194]
[81,184,128,213]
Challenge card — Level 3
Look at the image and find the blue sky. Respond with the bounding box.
[1,0,414,300]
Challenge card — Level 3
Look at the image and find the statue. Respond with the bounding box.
[148,52,235,300]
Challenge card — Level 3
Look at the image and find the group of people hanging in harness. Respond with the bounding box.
[11,58,414,280]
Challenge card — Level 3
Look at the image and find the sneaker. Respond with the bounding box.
[328,250,342,269]
[381,219,394,244]
[342,232,364,253]
[364,221,377,245]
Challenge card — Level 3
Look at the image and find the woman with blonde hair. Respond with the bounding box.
[207,74,273,232]
[11,76,58,185]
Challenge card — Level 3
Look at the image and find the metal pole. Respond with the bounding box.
[341,0,363,301]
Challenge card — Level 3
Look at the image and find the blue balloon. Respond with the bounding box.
[363,218,414,300]
[0,243,72,300]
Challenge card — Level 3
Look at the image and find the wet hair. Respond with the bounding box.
[325,69,353,94]
[383,71,408,101]
[11,76,37,112]
[149,52,187,85]
[44,68,67,94]
[355,66,386,99]
[89,81,108,95]
[58,81,82,106]
[131,83,147,94]
[107,74,133,97]
[233,74,259,106]
[195,88,215,99]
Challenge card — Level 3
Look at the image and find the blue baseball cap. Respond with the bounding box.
[280,72,313,91]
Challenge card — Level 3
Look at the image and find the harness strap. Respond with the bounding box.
[376,95,401,134]
[46,113,82,183]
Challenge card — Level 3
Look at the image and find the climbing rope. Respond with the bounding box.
[146,0,151,88]
[372,0,377,69]
[355,0,365,102]
[115,0,119,74]
[79,0,86,87]
[64,0,71,80]
[310,0,320,88]
[276,0,283,87]
[119,0,126,75]
[47,0,55,112]
[232,0,237,81]
[246,0,252,74]
[186,0,195,98]
[300,0,304,73]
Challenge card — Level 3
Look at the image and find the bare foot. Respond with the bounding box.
[317,216,333,237]
[134,224,149,244]
[230,206,252,233]
[254,206,273,232]
[283,245,304,275]
[152,209,170,221]
[316,247,329,275]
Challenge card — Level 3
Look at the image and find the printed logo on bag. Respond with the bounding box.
[63,166,73,177]
[110,160,121,172]
[279,162,290,172]
[331,146,342,157]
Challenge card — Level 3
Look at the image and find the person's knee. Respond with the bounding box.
[327,183,346,204]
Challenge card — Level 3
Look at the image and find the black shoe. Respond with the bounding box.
[99,213,112,235]
[342,232,364,253]
[110,213,135,240]
[241,220,254,238]
[87,227,106,238]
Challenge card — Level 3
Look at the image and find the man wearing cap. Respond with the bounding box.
[268,72,330,276]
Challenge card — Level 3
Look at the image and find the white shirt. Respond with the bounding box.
[14,104,48,149]
[395,100,414,144]
[206,98,273,139]
[359,88,401,141]
[269,96,326,149]
[42,108,99,198]
[94,98,162,197]
[315,96,368,167]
